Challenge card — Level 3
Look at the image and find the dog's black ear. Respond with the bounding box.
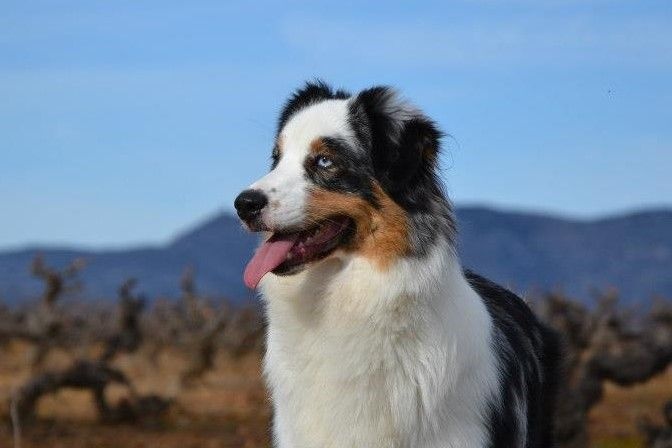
[278,80,350,132]
[353,86,441,194]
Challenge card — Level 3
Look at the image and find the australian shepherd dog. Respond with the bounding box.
[234,81,560,448]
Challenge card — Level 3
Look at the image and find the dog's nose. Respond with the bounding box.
[234,189,268,222]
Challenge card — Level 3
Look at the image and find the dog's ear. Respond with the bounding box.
[352,86,441,194]
[278,80,350,132]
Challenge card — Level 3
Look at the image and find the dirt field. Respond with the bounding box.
[589,368,672,448]
[0,340,669,448]
[0,341,270,448]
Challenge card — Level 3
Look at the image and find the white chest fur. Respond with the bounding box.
[260,242,501,448]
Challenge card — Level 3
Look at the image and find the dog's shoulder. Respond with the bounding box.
[464,269,562,448]
[465,270,545,340]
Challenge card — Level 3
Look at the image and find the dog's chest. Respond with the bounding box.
[265,301,425,448]
[260,256,497,448]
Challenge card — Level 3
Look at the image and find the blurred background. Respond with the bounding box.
[1,1,671,447]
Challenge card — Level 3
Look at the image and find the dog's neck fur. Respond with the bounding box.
[260,233,500,448]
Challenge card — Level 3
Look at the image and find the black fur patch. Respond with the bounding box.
[349,86,456,252]
[271,142,281,170]
[466,271,561,448]
[304,137,378,206]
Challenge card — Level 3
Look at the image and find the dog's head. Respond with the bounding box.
[235,81,447,289]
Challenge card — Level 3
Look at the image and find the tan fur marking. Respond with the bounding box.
[307,183,410,269]
[309,138,337,156]
[309,138,323,154]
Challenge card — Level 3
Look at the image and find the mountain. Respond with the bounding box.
[1,207,671,304]
[455,207,672,302]
[0,213,258,303]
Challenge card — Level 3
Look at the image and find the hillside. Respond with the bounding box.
[1,207,670,303]
[456,207,672,302]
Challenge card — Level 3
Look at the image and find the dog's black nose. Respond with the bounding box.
[234,189,268,222]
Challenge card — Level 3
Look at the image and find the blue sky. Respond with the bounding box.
[1,0,671,249]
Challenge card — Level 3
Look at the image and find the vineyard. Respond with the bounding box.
[0,257,671,448]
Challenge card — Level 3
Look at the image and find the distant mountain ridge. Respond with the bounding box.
[1,206,671,304]
[456,207,672,302]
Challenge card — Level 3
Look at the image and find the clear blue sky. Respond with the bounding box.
[2,0,671,249]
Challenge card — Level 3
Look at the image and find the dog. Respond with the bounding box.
[234,81,560,448]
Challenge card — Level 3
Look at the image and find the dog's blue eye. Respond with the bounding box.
[316,155,333,169]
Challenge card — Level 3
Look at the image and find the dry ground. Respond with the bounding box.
[589,367,672,448]
[0,341,669,448]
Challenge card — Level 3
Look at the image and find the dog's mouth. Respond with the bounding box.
[243,216,354,289]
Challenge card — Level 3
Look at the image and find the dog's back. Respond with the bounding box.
[467,271,561,448]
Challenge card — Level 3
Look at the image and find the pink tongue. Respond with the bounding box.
[244,235,298,289]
